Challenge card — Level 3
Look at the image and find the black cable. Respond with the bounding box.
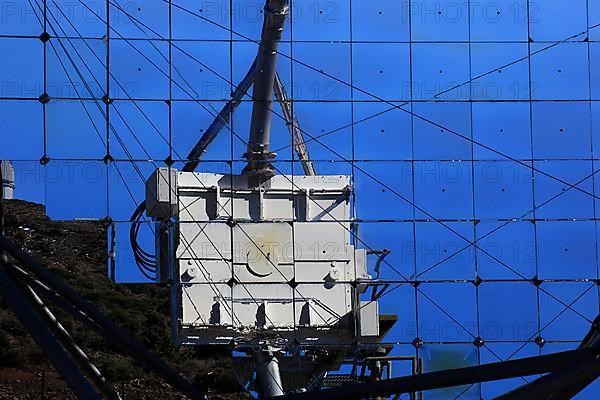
[49,0,596,354]
[78,0,597,329]
[29,0,158,280]
[104,0,597,325]
[76,0,412,281]
[161,0,600,203]
[104,0,600,294]
[41,0,175,279]
[41,1,327,349]
[33,1,248,328]
[41,3,313,357]
[99,1,455,283]
[42,7,592,368]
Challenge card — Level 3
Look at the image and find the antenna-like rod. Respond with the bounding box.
[274,72,316,176]
[244,0,290,181]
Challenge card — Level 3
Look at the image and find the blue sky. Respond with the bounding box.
[1,0,600,397]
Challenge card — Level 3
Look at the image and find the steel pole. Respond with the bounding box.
[255,349,285,398]
[244,0,290,180]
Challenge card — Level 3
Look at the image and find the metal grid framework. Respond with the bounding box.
[1,0,600,398]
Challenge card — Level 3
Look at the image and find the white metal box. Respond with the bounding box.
[147,170,379,345]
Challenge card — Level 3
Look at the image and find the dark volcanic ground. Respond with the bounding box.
[0,199,249,399]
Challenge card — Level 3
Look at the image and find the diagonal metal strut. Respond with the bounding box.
[0,234,207,400]
[273,72,315,176]
[0,266,102,399]
[270,324,600,400]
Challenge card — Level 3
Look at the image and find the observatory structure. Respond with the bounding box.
[145,169,391,395]
[1,0,600,398]
[141,0,394,395]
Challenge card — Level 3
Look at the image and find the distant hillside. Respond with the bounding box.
[0,200,249,399]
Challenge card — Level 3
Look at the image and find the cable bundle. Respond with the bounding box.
[129,202,157,281]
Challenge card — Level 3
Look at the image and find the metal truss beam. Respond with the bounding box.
[493,357,600,400]
[0,266,101,399]
[495,316,600,400]
[20,280,122,400]
[271,347,597,400]
[0,235,206,400]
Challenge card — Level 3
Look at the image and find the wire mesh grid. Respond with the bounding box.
[1,0,599,398]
